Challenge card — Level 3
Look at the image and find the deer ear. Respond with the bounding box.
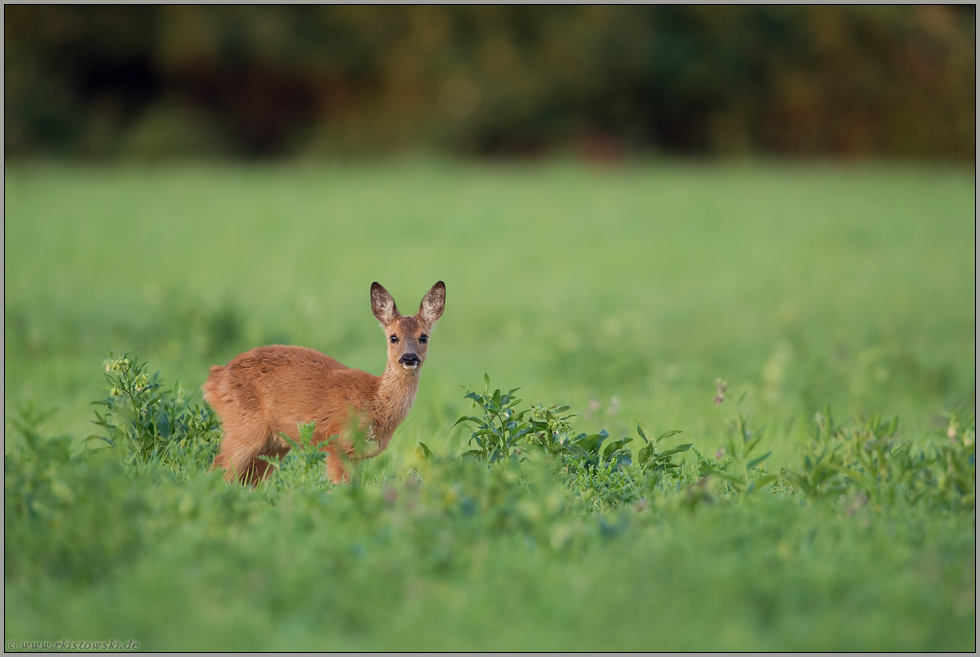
[371,282,398,326]
[419,281,446,325]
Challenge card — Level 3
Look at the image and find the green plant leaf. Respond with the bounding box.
[713,471,746,486]
[747,450,772,470]
[452,415,483,428]
[659,443,693,457]
[602,437,632,459]
[572,430,609,455]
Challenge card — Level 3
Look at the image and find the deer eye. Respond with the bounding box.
[419,334,428,344]
[389,335,398,344]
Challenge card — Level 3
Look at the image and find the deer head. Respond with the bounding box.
[371,281,446,373]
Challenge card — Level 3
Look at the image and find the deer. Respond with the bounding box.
[203,281,446,485]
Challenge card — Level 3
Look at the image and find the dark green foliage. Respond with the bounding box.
[5,6,974,160]
[6,402,145,584]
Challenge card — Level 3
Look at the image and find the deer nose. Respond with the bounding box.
[399,353,420,367]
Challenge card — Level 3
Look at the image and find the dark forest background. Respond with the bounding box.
[5,5,975,161]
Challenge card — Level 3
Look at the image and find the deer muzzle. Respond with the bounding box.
[399,353,420,370]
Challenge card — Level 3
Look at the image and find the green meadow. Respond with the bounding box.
[4,161,976,651]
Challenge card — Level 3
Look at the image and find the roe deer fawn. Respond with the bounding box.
[203,281,446,485]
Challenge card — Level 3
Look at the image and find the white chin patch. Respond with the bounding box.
[401,363,418,371]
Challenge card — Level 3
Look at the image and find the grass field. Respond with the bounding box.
[4,160,976,651]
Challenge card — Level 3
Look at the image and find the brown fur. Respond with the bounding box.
[204,281,446,485]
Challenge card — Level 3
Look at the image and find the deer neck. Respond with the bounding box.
[371,364,420,443]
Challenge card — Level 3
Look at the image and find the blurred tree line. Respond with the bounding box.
[5,5,975,161]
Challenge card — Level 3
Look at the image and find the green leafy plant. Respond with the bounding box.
[5,401,76,519]
[454,376,693,510]
[711,392,778,495]
[784,405,975,510]
[454,375,659,470]
[453,375,532,463]
[89,351,220,474]
[634,424,692,477]
[571,425,694,511]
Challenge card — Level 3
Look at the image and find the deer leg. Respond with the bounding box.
[319,438,353,484]
[213,424,273,486]
[247,446,289,483]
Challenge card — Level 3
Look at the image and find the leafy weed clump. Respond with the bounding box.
[784,405,975,511]
[89,352,220,475]
[454,375,693,510]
